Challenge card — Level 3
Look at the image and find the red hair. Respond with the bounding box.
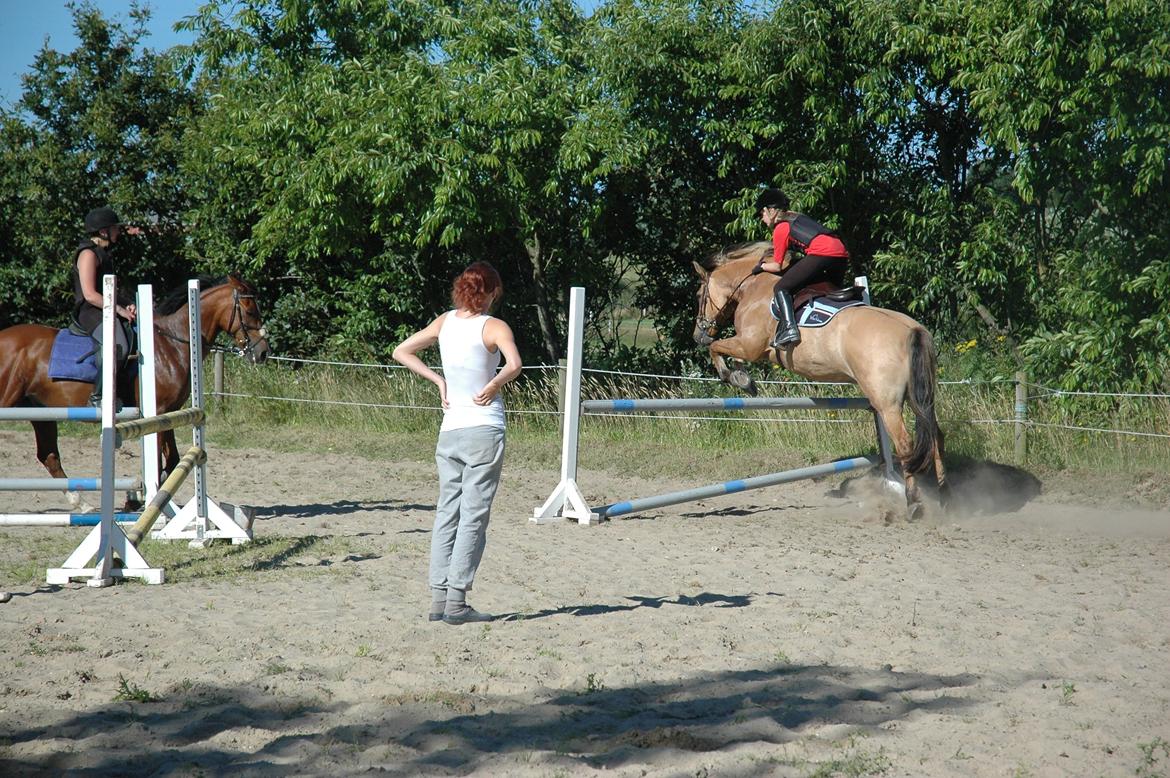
[451,261,502,313]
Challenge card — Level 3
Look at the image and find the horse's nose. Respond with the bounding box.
[693,327,713,346]
[252,341,271,364]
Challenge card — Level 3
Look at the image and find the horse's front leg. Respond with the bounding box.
[32,421,92,512]
[709,336,772,396]
[160,429,180,478]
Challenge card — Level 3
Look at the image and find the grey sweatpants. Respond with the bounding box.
[429,425,505,593]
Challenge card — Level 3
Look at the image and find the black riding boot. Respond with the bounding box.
[89,339,104,407]
[88,331,125,408]
[770,289,801,347]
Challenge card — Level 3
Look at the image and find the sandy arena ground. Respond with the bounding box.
[1,429,1168,777]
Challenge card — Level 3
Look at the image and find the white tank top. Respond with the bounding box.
[438,311,506,432]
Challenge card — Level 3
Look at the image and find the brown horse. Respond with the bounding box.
[693,242,947,514]
[0,274,270,510]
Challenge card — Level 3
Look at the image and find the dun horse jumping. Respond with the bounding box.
[693,243,947,515]
[0,274,270,510]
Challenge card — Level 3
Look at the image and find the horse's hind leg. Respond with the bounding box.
[32,421,90,512]
[872,404,924,518]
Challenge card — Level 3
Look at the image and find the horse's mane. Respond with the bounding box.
[155,275,231,316]
[698,241,771,271]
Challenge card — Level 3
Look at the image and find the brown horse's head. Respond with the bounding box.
[692,242,770,345]
[219,274,271,364]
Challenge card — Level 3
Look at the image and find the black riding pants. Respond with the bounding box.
[774,254,849,294]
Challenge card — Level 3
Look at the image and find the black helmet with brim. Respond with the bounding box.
[753,188,789,213]
[84,206,123,234]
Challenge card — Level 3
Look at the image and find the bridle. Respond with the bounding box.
[696,269,753,337]
[224,288,269,359]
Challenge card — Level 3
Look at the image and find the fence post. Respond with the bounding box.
[1014,371,1028,462]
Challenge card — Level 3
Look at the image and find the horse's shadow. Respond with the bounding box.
[832,456,1042,515]
[253,499,435,520]
[502,591,753,622]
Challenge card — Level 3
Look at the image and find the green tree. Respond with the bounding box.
[179,0,628,363]
[0,2,199,328]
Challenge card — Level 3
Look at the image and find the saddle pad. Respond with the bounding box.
[49,330,98,383]
[771,297,867,328]
[797,298,866,328]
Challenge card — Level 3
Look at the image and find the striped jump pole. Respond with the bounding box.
[126,446,205,546]
[533,286,896,524]
[114,408,206,443]
[0,477,137,492]
[597,456,878,519]
[0,514,138,527]
[583,397,874,412]
[0,407,140,422]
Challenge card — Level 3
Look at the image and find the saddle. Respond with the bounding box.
[793,281,865,311]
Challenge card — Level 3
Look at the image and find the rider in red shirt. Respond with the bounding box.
[751,188,849,348]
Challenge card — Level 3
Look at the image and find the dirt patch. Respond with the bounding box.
[1,430,1168,776]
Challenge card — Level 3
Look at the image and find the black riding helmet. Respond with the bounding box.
[753,187,789,214]
[84,206,123,234]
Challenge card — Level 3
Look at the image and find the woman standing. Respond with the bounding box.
[392,262,522,625]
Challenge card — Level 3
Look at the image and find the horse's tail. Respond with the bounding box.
[905,327,948,501]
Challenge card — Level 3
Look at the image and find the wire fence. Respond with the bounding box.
[244,350,1170,442]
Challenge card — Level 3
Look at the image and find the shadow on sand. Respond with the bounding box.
[831,456,1042,515]
[0,662,979,776]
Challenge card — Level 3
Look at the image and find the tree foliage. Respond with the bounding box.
[1,0,1166,391]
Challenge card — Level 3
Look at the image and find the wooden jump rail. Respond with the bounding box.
[126,446,206,545]
[114,408,206,443]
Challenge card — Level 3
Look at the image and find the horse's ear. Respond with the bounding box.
[692,261,708,280]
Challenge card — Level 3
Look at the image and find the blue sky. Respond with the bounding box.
[0,1,200,108]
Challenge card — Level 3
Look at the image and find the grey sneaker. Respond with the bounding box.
[428,606,445,622]
[442,605,493,625]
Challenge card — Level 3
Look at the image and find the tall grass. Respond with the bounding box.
[206,357,1169,487]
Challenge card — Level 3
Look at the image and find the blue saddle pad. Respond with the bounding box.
[49,330,98,383]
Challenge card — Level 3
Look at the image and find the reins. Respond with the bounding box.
[153,287,267,359]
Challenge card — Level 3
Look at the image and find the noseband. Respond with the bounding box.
[225,290,269,358]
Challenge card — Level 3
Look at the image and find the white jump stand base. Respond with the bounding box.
[153,498,254,547]
[46,523,164,586]
[531,478,601,525]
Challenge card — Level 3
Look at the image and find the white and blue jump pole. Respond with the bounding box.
[0,514,138,527]
[533,286,897,524]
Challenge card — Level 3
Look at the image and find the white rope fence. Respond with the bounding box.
[212,351,1170,440]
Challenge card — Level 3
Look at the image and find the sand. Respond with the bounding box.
[1,429,1168,777]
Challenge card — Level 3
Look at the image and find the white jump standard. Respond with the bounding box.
[533,286,901,524]
[44,276,252,588]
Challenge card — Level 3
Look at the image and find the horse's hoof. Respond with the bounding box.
[729,370,758,396]
[122,491,144,512]
[908,501,925,521]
